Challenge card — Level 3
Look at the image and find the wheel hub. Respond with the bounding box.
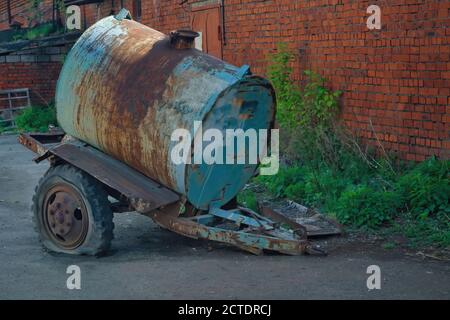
[43,185,88,249]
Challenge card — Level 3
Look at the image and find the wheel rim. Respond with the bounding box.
[43,184,89,250]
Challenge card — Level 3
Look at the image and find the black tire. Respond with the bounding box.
[32,164,114,255]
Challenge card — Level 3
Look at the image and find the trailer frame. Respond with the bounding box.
[19,131,324,256]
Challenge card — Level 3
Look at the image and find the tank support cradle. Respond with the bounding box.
[146,205,325,256]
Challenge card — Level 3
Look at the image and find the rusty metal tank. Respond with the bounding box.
[56,12,276,210]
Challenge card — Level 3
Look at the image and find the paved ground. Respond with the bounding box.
[0,134,449,299]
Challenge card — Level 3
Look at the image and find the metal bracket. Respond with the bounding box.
[114,8,132,21]
[145,206,315,255]
[209,207,273,230]
[237,65,250,78]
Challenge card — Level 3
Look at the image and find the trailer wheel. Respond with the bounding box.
[32,164,114,255]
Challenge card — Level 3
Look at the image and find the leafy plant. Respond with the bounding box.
[267,43,345,169]
[13,23,56,41]
[267,43,301,129]
[237,190,258,212]
[248,157,450,246]
[397,209,450,248]
[397,158,450,220]
[11,0,64,42]
[25,23,54,40]
[382,242,396,250]
[15,104,57,132]
[334,185,401,229]
[267,44,341,130]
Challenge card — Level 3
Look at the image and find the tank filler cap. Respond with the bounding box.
[169,30,199,49]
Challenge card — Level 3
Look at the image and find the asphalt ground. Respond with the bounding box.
[0,134,449,299]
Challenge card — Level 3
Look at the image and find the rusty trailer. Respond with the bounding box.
[19,131,322,256]
[18,9,324,257]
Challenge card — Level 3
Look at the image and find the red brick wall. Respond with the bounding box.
[0,1,448,160]
[0,1,105,105]
[0,60,62,105]
[140,0,450,161]
[0,0,29,29]
[0,45,68,105]
[0,0,56,29]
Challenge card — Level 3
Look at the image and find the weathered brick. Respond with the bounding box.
[5,55,20,63]
[36,55,50,62]
[20,55,36,62]
[50,55,64,62]
[44,47,61,55]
